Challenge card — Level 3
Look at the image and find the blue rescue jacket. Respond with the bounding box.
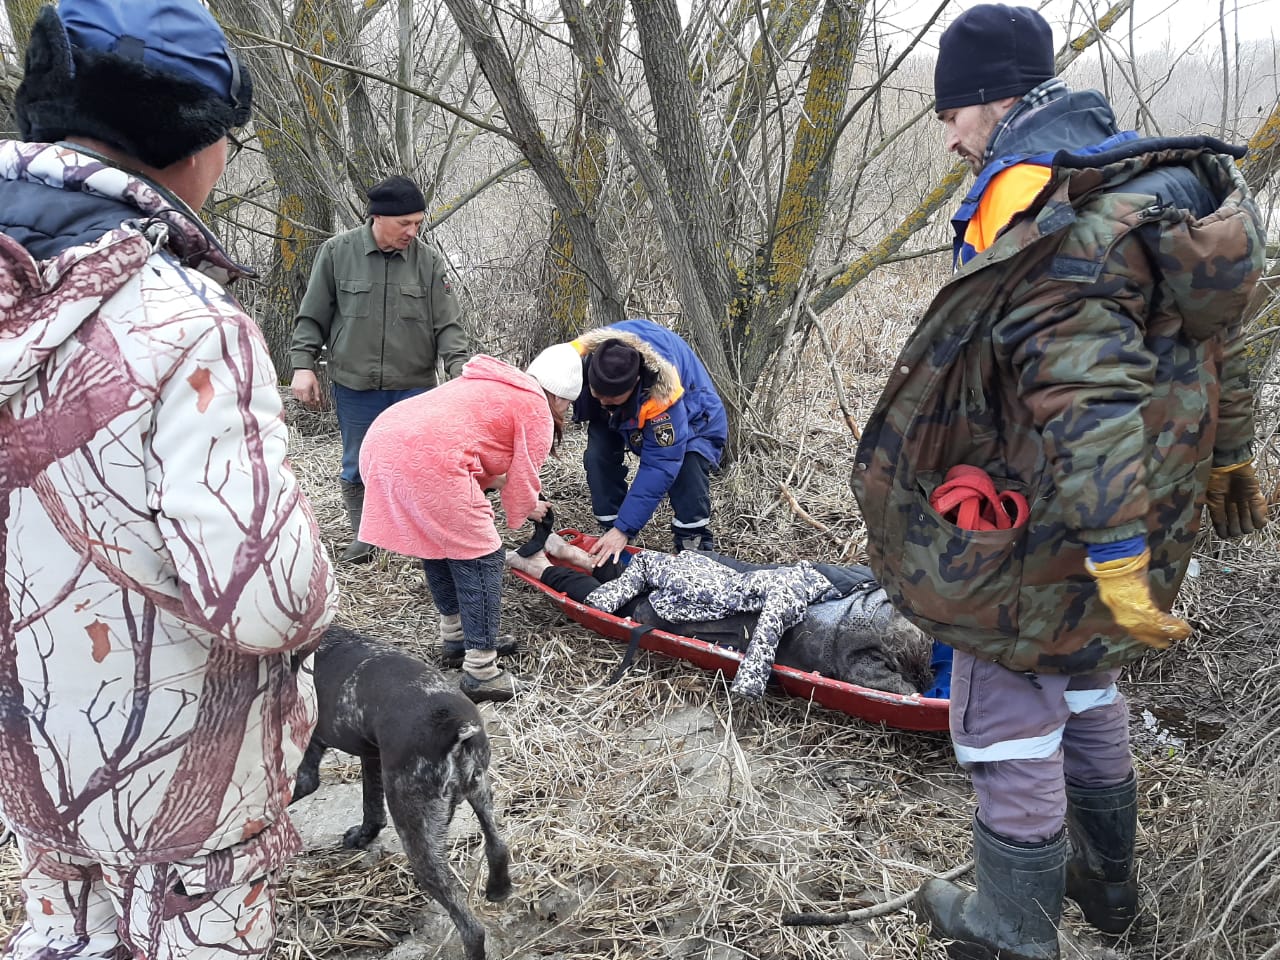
[572,319,728,535]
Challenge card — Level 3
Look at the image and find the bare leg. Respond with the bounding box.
[505,549,551,577]
[544,532,595,570]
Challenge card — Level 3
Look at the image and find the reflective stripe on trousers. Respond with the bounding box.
[948,649,1133,842]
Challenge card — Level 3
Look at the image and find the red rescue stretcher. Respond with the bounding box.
[508,530,950,732]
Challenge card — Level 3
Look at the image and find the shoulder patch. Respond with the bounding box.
[654,422,676,447]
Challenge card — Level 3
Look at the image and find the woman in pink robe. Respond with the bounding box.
[359,346,582,701]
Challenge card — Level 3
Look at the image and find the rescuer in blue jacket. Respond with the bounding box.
[570,319,728,566]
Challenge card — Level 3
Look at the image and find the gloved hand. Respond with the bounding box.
[1205,461,1269,538]
[1085,548,1192,650]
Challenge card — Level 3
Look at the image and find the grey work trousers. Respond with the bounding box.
[949,649,1134,842]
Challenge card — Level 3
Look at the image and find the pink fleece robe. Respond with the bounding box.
[358,355,554,559]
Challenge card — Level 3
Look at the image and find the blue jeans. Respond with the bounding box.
[333,384,426,484]
[422,549,505,650]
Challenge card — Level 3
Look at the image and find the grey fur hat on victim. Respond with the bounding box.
[526,343,584,401]
[15,0,252,170]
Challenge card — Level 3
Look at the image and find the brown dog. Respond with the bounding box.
[293,626,511,960]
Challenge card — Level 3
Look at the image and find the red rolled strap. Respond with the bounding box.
[929,464,1030,531]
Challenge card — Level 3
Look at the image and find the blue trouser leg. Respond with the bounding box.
[668,451,714,551]
[423,550,504,651]
[422,559,459,617]
[333,384,426,484]
[584,415,629,529]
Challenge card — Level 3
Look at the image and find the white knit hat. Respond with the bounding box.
[526,343,583,401]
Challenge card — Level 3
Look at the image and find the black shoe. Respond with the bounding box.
[441,636,519,670]
[460,669,519,703]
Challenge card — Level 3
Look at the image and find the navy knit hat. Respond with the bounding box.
[588,339,642,396]
[367,176,427,216]
[15,0,252,169]
[934,4,1054,111]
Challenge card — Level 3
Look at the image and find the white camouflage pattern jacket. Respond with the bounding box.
[0,140,337,873]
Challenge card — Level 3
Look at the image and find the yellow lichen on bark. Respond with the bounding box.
[766,0,859,302]
[1241,98,1280,193]
[277,194,306,272]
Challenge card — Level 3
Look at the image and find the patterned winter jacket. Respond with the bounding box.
[572,319,729,536]
[587,551,840,699]
[852,122,1264,674]
[0,141,338,869]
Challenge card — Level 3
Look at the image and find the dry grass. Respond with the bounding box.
[262,292,1279,960]
[1,286,1276,960]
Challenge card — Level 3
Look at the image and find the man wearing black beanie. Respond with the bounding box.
[1,2,338,957]
[568,320,728,564]
[851,5,1267,958]
[289,172,470,563]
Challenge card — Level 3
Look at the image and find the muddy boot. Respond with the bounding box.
[916,817,1066,960]
[1065,774,1139,935]
[339,480,377,564]
[459,649,519,703]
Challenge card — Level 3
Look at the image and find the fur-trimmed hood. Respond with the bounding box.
[573,325,683,404]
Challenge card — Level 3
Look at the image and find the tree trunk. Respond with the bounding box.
[446,0,626,333]
[539,0,623,345]
[631,0,734,318]
[743,0,862,386]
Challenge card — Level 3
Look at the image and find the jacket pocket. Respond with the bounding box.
[336,279,373,319]
[397,283,429,321]
[894,471,1025,636]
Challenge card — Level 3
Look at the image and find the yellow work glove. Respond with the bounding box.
[1085,549,1192,651]
[1205,461,1269,539]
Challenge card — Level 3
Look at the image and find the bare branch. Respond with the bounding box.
[223,23,515,140]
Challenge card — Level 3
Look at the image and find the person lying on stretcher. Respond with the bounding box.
[506,532,948,700]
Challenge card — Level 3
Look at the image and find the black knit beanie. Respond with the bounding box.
[588,339,642,396]
[15,1,252,170]
[934,4,1054,111]
[367,176,427,216]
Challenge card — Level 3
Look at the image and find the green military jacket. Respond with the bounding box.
[290,223,469,390]
[852,144,1264,674]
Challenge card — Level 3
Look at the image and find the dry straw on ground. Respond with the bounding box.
[1,289,1276,960]
[265,293,1277,960]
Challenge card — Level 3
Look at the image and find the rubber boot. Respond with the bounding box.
[916,817,1066,960]
[339,480,377,563]
[1065,774,1139,934]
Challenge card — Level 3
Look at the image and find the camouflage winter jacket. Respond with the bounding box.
[852,137,1264,674]
[0,141,338,867]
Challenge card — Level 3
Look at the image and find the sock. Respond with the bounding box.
[516,504,556,558]
[439,614,464,645]
[463,648,501,681]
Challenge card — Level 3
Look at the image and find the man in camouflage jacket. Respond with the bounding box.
[0,3,337,958]
[850,6,1268,958]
